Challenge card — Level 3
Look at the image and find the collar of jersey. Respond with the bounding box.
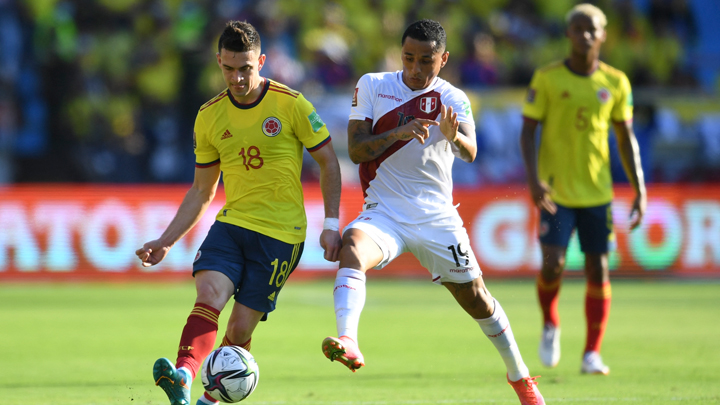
[226,78,270,109]
[563,60,598,77]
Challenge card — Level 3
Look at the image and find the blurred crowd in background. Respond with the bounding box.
[0,0,718,185]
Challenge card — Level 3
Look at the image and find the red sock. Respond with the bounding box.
[221,334,252,351]
[537,274,561,327]
[176,302,221,379]
[585,281,612,353]
[202,391,219,404]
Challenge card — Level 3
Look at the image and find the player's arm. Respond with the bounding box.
[519,118,557,214]
[439,105,476,163]
[309,141,342,262]
[347,118,439,164]
[613,120,647,230]
[136,165,221,267]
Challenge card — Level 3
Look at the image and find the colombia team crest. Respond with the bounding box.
[262,117,282,137]
[597,88,611,104]
[419,96,437,114]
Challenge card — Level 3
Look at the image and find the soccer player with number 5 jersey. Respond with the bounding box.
[136,21,342,405]
[520,4,647,376]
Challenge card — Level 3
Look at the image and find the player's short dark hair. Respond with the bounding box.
[218,20,261,54]
[401,19,446,54]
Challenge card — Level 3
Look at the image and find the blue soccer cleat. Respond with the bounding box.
[153,357,192,405]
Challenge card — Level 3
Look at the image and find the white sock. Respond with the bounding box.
[475,299,529,382]
[333,268,367,343]
[177,366,192,382]
[197,392,219,405]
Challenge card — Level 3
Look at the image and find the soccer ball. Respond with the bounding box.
[201,346,259,403]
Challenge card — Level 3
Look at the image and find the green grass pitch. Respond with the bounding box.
[1,278,719,404]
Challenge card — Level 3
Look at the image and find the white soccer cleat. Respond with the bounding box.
[581,351,610,375]
[538,323,560,368]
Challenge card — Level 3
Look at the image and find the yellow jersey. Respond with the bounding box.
[193,79,331,244]
[522,61,633,207]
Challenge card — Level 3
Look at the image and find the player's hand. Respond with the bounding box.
[439,105,459,142]
[397,118,438,144]
[529,180,557,214]
[135,240,171,267]
[319,229,342,262]
[628,193,647,231]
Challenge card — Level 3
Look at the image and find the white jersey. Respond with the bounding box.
[349,71,475,224]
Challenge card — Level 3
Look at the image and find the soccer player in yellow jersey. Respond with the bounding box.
[135,21,342,405]
[520,4,646,376]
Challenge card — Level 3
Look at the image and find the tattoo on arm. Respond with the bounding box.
[448,281,475,294]
[347,120,398,163]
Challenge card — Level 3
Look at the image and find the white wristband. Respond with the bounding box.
[323,218,340,231]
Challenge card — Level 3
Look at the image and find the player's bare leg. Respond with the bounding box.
[538,244,565,368]
[322,229,382,372]
[225,302,265,348]
[582,253,611,375]
[445,277,545,405]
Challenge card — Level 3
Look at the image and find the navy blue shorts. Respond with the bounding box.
[539,202,615,254]
[193,221,304,318]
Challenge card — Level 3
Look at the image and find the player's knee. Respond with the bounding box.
[195,279,232,309]
[338,241,380,271]
[542,253,565,276]
[225,322,252,345]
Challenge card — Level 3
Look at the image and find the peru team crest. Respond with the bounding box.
[419,96,437,114]
[262,117,282,137]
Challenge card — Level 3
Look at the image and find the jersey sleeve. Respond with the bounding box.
[193,113,219,167]
[521,70,547,122]
[611,72,633,123]
[349,74,374,121]
[293,93,332,151]
[441,87,475,129]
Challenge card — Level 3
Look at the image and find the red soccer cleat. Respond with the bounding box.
[322,336,365,372]
[507,374,545,405]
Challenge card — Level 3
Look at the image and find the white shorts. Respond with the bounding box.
[344,209,482,284]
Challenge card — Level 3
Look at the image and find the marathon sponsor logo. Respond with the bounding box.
[487,325,509,338]
[449,267,474,273]
[378,93,403,102]
[334,284,356,293]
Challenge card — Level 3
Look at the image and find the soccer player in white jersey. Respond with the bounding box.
[320,19,545,405]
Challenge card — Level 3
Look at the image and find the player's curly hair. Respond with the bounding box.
[218,20,261,54]
[401,19,446,54]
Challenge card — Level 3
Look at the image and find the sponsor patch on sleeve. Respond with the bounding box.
[462,100,471,117]
[193,131,197,149]
[526,88,536,103]
[352,87,358,107]
[308,110,325,132]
